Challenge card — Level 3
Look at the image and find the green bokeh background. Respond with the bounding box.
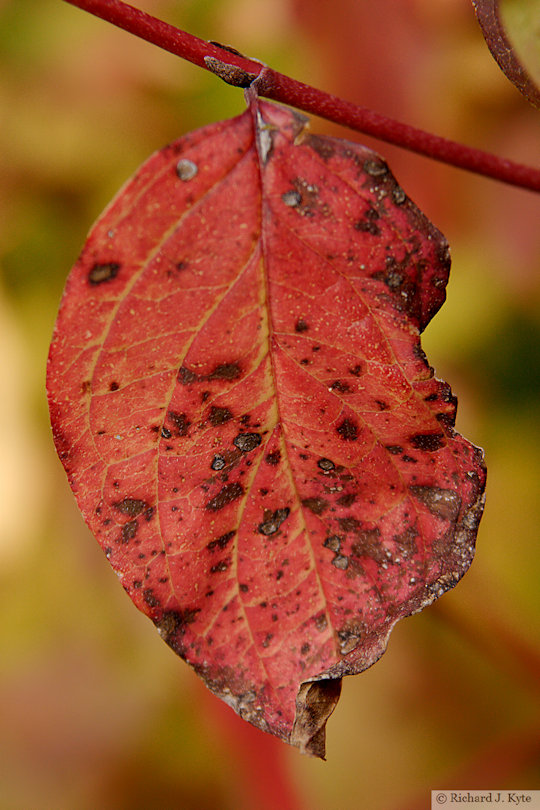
[1,1,539,808]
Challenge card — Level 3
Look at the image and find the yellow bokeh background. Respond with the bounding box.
[1,1,539,808]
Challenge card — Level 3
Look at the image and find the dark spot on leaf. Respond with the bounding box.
[317,457,335,471]
[207,531,235,552]
[211,454,226,471]
[89,262,120,285]
[178,366,198,385]
[239,583,249,593]
[209,362,241,380]
[336,418,358,441]
[210,560,230,573]
[109,381,120,391]
[209,405,233,426]
[143,588,159,608]
[336,492,356,507]
[265,450,281,465]
[301,642,311,655]
[354,207,381,236]
[258,507,290,536]
[392,186,406,205]
[410,432,445,452]
[349,364,364,377]
[315,613,328,631]
[121,520,138,543]
[133,580,142,588]
[276,570,284,580]
[376,399,389,411]
[234,432,262,453]
[338,516,362,533]
[295,318,309,332]
[82,380,91,394]
[168,411,190,437]
[332,555,349,570]
[436,411,456,429]
[402,454,417,463]
[306,134,335,160]
[410,485,461,522]
[364,158,388,178]
[205,482,244,511]
[385,445,403,455]
[157,608,200,648]
[324,535,342,552]
[330,380,351,393]
[161,426,172,439]
[144,507,155,521]
[301,497,329,515]
[113,498,148,517]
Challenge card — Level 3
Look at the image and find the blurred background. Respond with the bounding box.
[1,1,539,808]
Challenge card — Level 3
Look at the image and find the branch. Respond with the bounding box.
[64,0,540,193]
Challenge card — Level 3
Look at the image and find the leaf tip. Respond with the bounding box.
[290,678,342,759]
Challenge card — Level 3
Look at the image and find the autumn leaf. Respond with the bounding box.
[471,0,540,108]
[47,94,486,758]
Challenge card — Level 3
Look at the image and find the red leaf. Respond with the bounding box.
[47,96,486,757]
[471,0,540,109]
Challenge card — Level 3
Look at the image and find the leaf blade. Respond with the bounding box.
[47,97,486,756]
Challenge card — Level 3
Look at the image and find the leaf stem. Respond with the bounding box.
[63,0,540,192]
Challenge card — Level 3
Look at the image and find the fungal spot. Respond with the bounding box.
[109,381,120,391]
[205,482,244,511]
[354,207,381,236]
[302,496,330,516]
[410,485,461,522]
[121,520,138,543]
[143,588,159,607]
[376,399,389,411]
[392,186,406,205]
[338,516,361,533]
[239,583,249,593]
[349,364,364,377]
[176,158,198,180]
[113,498,148,517]
[330,380,351,393]
[385,445,403,455]
[208,362,241,381]
[258,507,290,536]
[410,432,445,452]
[317,457,335,472]
[81,380,91,394]
[351,528,385,562]
[315,613,328,631]
[156,608,200,649]
[167,411,191,437]
[133,580,142,589]
[332,555,349,570]
[265,450,281,465]
[306,134,335,161]
[336,418,359,441]
[234,432,262,453]
[178,366,198,385]
[282,189,302,207]
[144,506,155,521]
[161,426,172,439]
[324,535,342,553]
[336,492,356,507]
[89,262,120,285]
[207,531,236,552]
[210,560,230,573]
[364,158,388,178]
[209,405,233,426]
[211,454,226,471]
[295,318,309,332]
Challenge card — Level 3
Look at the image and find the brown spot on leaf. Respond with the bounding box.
[234,432,262,453]
[143,588,159,608]
[410,485,462,522]
[317,457,335,472]
[168,411,191,437]
[338,516,361,533]
[210,559,230,573]
[209,362,241,381]
[258,507,290,536]
[295,318,309,332]
[109,381,120,391]
[89,262,120,285]
[354,207,381,236]
[121,520,138,543]
[207,531,236,552]
[351,528,384,562]
[113,498,148,517]
[205,482,244,511]
[410,433,445,452]
[178,366,198,385]
[209,405,233,426]
[330,380,351,393]
[336,418,358,441]
[336,492,356,507]
[324,535,342,552]
[211,454,226,471]
[349,364,364,377]
[265,450,281,466]
[176,158,198,180]
[302,497,330,516]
